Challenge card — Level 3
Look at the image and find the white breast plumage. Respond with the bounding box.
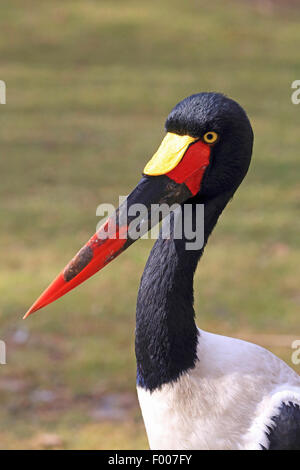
[137,328,300,450]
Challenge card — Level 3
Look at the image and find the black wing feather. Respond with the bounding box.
[262,401,300,450]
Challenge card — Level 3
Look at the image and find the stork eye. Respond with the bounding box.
[203,131,218,144]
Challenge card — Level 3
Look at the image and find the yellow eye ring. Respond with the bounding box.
[203,131,218,144]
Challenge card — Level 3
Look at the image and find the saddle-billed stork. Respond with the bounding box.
[25,93,300,450]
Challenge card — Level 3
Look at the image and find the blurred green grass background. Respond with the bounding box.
[0,0,300,449]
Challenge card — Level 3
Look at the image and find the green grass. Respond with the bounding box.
[0,0,300,449]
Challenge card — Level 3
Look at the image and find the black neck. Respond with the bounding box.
[135,190,232,391]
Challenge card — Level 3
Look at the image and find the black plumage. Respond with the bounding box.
[263,402,300,450]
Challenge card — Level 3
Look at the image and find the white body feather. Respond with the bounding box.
[137,328,300,450]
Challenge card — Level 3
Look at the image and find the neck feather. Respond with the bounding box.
[135,190,232,391]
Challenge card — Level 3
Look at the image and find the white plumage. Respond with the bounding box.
[137,329,300,450]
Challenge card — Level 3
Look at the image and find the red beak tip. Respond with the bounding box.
[23,310,32,320]
[23,305,37,320]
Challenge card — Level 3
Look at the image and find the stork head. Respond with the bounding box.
[24,93,253,318]
[159,92,253,198]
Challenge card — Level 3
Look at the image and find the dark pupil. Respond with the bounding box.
[207,133,213,140]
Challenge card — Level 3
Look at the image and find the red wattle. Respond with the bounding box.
[166,140,210,195]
